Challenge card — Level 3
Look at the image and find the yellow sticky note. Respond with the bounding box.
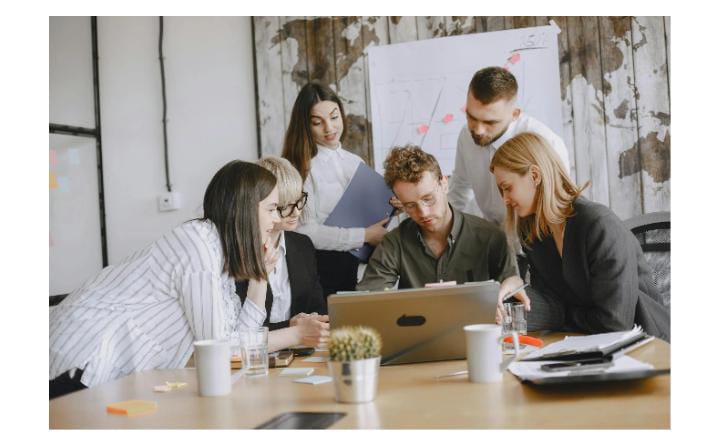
[106,400,158,417]
[50,172,58,189]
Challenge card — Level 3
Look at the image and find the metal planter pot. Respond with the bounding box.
[327,357,380,403]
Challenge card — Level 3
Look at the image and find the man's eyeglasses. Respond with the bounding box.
[393,184,441,214]
[277,192,308,218]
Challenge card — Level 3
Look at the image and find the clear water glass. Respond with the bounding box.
[236,327,269,377]
[502,302,527,353]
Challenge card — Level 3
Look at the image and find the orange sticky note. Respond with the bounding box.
[417,124,429,135]
[50,172,58,189]
[106,400,158,417]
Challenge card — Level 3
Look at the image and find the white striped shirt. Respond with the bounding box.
[49,219,266,387]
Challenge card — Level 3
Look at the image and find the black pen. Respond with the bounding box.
[540,359,613,373]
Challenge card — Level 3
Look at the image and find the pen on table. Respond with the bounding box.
[541,360,614,373]
[501,283,530,303]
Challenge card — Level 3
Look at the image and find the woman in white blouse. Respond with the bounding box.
[282,81,389,297]
[50,161,327,398]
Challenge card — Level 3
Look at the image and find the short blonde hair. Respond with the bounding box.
[256,156,303,208]
[490,132,588,244]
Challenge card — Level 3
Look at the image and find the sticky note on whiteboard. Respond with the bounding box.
[50,172,58,189]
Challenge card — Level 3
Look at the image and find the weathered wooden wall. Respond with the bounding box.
[253,16,670,218]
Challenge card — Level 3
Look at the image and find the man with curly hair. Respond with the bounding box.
[357,145,528,308]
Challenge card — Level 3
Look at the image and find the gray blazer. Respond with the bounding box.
[524,197,670,341]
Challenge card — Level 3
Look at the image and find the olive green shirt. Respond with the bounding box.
[357,206,517,291]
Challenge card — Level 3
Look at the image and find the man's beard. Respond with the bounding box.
[470,123,511,147]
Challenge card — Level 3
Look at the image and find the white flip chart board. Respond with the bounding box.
[50,134,103,296]
[368,24,563,175]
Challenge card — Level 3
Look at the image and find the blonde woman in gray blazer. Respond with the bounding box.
[489,132,669,341]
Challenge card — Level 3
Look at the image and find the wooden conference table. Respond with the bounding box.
[49,333,670,429]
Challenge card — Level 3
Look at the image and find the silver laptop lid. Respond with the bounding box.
[328,281,500,365]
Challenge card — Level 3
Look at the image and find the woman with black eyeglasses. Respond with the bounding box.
[235,156,329,334]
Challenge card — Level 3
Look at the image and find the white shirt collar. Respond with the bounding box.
[316,143,345,161]
[275,230,287,256]
[490,115,521,151]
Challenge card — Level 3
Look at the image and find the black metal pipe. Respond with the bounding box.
[159,16,172,192]
[251,18,262,159]
[91,16,109,267]
[49,123,98,137]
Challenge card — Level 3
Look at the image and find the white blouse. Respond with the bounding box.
[267,231,291,323]
[296,145,366,251]
[49,219,266,388]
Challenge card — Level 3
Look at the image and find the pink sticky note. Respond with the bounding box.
[442,113,454,124]
[509,52,521,65]
[50,149,57,166]
[417,124,429,135]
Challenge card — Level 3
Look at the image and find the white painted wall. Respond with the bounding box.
[49,16,258,293]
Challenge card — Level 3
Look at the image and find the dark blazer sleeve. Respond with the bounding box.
[296,233,326,315]
[286,232,327,319]
[525,265,567,332]
[565,211,640,334]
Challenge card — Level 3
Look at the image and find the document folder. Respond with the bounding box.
[521,325,649,362]
[324,163,395,262]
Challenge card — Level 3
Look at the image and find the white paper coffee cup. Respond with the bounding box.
[194,339,231,396]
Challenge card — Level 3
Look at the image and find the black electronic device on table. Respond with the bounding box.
[255,412,346,429]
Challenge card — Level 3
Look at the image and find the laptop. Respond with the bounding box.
[328,281,500,365]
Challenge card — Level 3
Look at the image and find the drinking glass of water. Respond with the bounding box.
[235,327,269,377]
[502,302,527,354]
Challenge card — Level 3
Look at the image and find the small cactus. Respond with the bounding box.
[328,326,382,362]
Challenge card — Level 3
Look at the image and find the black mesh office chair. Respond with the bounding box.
[624,212,671,307]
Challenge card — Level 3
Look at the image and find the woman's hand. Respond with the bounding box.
[389,196,403,210]
[262,236,281,274]
[495,275,531,324]
[365,217,390,246]
[292,314,330,347]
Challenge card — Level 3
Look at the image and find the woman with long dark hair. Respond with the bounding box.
[282,81,389,297]
[235,156,328,330]
[50,161,327,398]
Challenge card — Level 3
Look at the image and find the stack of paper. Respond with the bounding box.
[521,325,647,362]
[508,355,655,382]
